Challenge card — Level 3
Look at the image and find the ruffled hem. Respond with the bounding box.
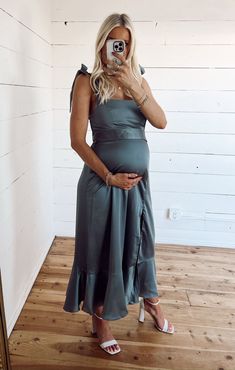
[63,258,158,320]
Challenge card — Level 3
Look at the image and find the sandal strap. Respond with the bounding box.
[100,339,118,349]
[144,298,160,306]
[94,313,103,320]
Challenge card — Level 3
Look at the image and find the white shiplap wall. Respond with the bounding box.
[0,1,54,335]
[52,0,235,247]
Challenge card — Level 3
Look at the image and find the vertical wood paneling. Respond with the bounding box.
[0,1,54,336]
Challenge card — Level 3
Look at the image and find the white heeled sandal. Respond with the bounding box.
[138,297,174,334]
[91,313,121,355]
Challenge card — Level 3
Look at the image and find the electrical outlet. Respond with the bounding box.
[168,208,182,221]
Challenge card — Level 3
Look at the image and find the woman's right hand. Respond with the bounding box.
[109,173,143,190]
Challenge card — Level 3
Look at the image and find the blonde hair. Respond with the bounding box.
[90,13,142,104]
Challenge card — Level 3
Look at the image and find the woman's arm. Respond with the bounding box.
[70,74,111,182]
[129,77,167,130]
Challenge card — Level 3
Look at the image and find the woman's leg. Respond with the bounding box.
[143,297,174,332]
[92,304,120,352]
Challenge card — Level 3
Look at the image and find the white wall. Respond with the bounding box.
[0,0,54,336]
[52,0,235,248]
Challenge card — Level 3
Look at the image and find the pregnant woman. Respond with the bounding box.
[63,13,174,355]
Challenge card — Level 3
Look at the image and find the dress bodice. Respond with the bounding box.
[70,63,147,143]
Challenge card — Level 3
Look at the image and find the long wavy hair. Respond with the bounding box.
[90,13,142,104]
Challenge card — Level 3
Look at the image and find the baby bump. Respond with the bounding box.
[92,139,150,175]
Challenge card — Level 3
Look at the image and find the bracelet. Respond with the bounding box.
[137,93,149,108]
[137,92,147,105]
[105,171,113,186]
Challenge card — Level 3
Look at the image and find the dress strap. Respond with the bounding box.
[139,64,145,75]
[69,63,91,112]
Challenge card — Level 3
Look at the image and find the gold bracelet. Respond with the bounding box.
[105,171,113,186]
[137,93,149,108]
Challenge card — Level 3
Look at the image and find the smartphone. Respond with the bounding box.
[106,39,126,68]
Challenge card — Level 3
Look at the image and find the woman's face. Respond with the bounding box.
[101,26,131,67]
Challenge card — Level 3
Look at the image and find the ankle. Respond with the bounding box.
[95,305,104,317]
[144,297,160,304]
[94,312,103,320]
[93,318,113,340]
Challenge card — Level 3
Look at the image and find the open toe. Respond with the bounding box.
[100,339,121,355]
[92,313,121,355]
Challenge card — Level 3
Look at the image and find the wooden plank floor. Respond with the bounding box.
[8,237,235,370]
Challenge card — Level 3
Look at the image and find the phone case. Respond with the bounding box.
[106,39,125,68]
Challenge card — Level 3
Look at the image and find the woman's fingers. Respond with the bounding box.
[111,51,127,65]
[112,173,143,190]
[123,175,142,189]
[127,173,138,178]
[103,61,120,76]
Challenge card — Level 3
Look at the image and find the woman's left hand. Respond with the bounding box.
[103,52,140,91]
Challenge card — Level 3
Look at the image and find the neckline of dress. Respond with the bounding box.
[89,98,136,118]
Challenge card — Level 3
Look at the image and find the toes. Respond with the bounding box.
[106,345,113,352]
[106,344,119,352]
[112,344,118,351]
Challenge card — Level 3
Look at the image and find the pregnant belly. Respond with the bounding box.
[92,139,149,175]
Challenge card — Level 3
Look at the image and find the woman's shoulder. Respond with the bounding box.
[71,64,91,86]
[75,63,91,77]
[69,64,91,112]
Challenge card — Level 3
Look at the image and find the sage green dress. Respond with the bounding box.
[63,63,158,320]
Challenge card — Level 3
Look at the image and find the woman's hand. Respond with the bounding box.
[103,52,140,91]
[109,172,143,190]
[103,52,167,129]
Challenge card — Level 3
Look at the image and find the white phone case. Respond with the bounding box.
[106,39,125,68]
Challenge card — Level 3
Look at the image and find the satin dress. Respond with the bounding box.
[63,63,159,320]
